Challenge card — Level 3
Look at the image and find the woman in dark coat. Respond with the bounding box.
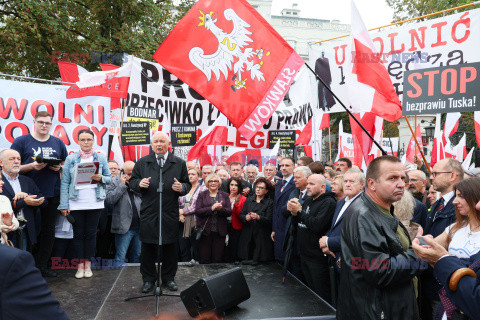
[195,173,232,264]
[238,177,274,265]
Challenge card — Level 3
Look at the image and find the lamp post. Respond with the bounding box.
[424,125,435,141]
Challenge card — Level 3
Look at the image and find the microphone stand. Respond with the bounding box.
[125,154,180,315]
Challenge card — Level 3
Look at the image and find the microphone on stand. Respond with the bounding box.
[157,154,164,168]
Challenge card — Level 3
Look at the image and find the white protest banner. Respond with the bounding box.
[0,79,110,154]
[383,137,399,156]
[309,8,480,114]
[125,56,318,149]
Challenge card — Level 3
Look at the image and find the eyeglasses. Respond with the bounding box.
[431,171,452,178]
[208,180,220,184]
[256,186,266,190]
[79,139,94,143]
[36,121,52,126]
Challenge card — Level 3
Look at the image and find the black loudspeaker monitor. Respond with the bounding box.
[180,267,250,317]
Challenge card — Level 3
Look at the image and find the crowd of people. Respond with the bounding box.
[2,111,480,320]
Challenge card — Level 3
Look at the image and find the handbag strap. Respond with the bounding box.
[1,232,14,247]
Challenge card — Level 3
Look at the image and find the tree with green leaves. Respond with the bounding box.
[0,0,194,79]
[386,0,472,22]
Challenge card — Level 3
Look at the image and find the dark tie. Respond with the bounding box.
[281,180,287,192]
[433,198,445,221]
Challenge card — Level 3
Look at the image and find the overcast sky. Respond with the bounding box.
[271,0,394,30]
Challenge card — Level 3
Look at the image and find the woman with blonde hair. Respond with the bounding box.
[195,173,232,263]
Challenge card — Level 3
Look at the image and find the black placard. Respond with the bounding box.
[121,121,150,146]
[403,62,480,115]
[268,130,296,149]
[171,124,197,147]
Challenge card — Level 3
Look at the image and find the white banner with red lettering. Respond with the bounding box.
[126,56,318,149]
[0,79,110,154]
[310,8,480,113]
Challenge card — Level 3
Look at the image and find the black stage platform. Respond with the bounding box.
[47,263,336,320]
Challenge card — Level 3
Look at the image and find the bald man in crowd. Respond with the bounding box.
[287,174,336,302]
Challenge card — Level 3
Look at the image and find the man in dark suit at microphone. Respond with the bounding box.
[11,111,67,277]
[129,132,190,293]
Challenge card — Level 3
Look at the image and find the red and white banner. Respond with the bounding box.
[334,120,355,163]
[310,8,480,114]
[223,139,280,170]
[0,79,110,154]
[431,114,445,167]
[126,56,313,150]
[406,124,423,164]
[345,1,402,121]
[64,57,132,99]
[187,114,229,161]
[443,112,460,144]
[153,0,304,139]
[475,111,480,148]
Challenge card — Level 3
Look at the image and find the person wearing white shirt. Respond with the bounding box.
[320,168,365,260]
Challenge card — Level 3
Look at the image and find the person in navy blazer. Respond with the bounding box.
[0,244,69,319]
[413,230,480,320]
[272,157,296,262]
[0,149,46,249]
[421,159,463,317]
[283,166,312,281]
[320,169,365,272]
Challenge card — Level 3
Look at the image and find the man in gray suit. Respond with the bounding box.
[106,161,142,265]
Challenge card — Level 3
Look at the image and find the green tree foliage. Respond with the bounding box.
[0,0,194,79]
[387,0,479,151]
[386,0,473,22]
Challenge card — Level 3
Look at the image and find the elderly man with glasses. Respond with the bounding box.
[11,111,67,278]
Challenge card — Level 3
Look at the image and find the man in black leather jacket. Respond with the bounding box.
[337,155,424,320]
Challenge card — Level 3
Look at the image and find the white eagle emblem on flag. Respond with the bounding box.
[189,8,270,91]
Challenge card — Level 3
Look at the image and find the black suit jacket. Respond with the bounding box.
[273,177,296,261]
[129,151,190,244]
[0,245,69,319]
[0,174,46,244]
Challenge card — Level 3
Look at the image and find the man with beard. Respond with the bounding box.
[335,158,352,174]
[404,174,429,229]
[337,156,422,320]
[11,111,67,277]
[407,169,431,208]
[0,149,46,251]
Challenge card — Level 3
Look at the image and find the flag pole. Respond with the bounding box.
[384,120,395,155]
[118,98,128,162]
[414,115,417,156]
[305,63,387,155]
[328,127,332,163]
[404,116,432,174]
